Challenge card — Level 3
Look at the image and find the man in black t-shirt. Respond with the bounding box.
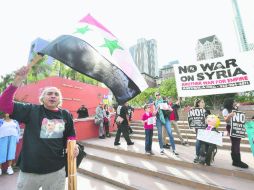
[77,104,89,118]
[114,102,134,146]
[0,65,79,190]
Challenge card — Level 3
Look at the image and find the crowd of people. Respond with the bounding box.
[0,65,251,190]
[140,92,249,169]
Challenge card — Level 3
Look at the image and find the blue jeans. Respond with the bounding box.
[156,117,176,150]
[145,129,153,152]
[196,139,201,156]
[195,129,201,156]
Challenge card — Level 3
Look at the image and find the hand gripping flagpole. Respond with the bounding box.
[28,54,43,69]
[67,140,77,190]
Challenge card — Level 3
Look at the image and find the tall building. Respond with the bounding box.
[232,0,249,52]
[129,38,159,77]
[248,43,254,51]
[196,35,224,61]
[159,60,179,80]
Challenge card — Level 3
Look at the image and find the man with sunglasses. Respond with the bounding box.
[154,92,179,155]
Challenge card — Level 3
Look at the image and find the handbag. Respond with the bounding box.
[103,117,109,124]
[94,118,102,126]
[116,115,124,124]
[65,142,87,177]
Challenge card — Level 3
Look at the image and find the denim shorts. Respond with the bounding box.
[0,136,17,164]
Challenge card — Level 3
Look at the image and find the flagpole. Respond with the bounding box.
[28,54,43,69]
[67,140,77,190]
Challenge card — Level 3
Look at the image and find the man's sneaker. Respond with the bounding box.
[7,167,14,175]
[181,141,188,146]
[127,142,134,145]
[150,151,155,155]
[145,151,151,155]
[0,169,2,175]
[114,142,121,146]
[160,149,165,155]
[193,156,200,163]
[173,150,179,156]
[163,144,171,149]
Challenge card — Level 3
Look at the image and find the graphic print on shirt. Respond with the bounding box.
[40,118,65,138]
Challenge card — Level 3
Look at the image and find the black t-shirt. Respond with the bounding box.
[119,105,129,125]
[77,107,88,118]
[11,102,75,174]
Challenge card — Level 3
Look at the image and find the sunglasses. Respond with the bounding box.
[156,94,160,96]
[46,92,60,96]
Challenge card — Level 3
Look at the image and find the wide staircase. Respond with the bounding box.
[77,119,254,190]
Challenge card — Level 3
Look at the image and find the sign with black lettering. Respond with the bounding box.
[230,111,246,138]
[173,52,254,97]
[187,108,206,129]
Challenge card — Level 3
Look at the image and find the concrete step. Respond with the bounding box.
[131,129,250,144]
[79,138,254,189]
[0,168,124,190]
[79,157,194,190]
[131,123,228,131]
[125,133,251,152]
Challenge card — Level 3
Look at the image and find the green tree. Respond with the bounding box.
[0,73,14,93]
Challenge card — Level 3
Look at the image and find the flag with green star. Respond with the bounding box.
[40,14,148,104]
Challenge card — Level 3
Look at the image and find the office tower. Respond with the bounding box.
[196,35,224,61]
[129,38,159,77]
[232,0,249,52]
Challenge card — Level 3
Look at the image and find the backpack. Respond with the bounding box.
[162,110,171,117]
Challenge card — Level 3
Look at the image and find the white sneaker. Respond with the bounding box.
[160,149,165,155]
[7,167,14,175]
[0,169,2,175]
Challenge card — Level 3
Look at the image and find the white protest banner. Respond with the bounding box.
[147,117,156,125]
[197,129,223,146]
[230,111,246,138]
[187,108,206,129]
[173,52,254,97]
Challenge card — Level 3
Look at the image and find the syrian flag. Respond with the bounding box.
[39,14,148,104]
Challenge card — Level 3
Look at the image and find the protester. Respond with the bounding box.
[222,98,248,169]
[148,95,154,104]
[76,104,89,118]
[103,104,111,137]
[168,97,188,145]
[154,92,179,155]
[114,102,134,146]
[193,98,210,163]
[0,112,20,175]
[142,104,157,155]
[127,104,134,134]
[95,103,105,139]
[161,96,172,149]
[0,65,79,190]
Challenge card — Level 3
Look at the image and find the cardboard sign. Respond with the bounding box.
[230,111,246,138]
[147,116,156,125]
[187,108,206,129]
[197,129,223,146]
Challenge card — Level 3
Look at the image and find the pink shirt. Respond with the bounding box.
[142,112,153,130]
[169,102,176,121]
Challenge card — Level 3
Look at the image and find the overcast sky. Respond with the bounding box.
[0,0,253,77]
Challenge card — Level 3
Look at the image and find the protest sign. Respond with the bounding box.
[187,108,206,129]
[147,116,156,125]
[197,129,223,146]
[230,111,246,138]
[173,52,254,97]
